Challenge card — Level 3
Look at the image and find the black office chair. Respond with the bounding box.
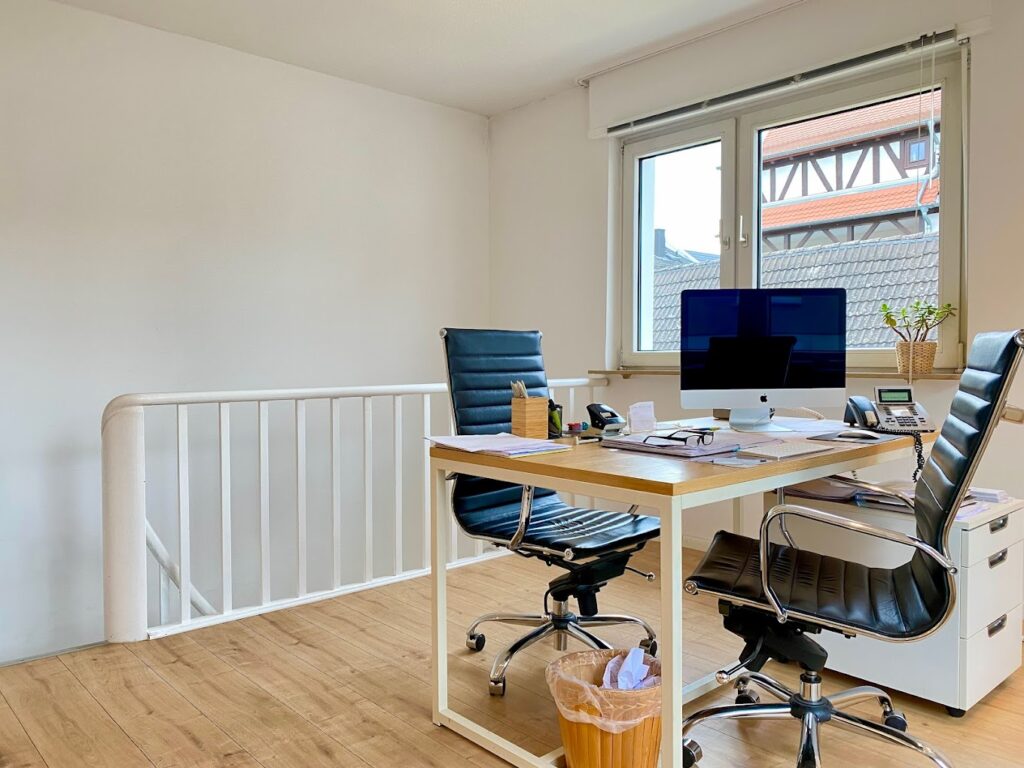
[441,328,660,695]
[681,330,1024,768]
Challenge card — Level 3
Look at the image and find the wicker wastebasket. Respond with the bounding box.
[545,650,662,768]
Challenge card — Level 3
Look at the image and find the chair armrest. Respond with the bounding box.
[508,485,535,550]
[826,475,916,511]
[759,503,957,624]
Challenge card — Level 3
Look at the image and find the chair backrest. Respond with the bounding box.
[907,330,1023,634]
[915,330,1024,552]
[440,328,555,523]
[440,328,548,434]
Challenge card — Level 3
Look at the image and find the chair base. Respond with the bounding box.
[681,670,953,768]
[465,600,657,696]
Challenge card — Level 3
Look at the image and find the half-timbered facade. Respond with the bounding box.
[760,90,941,251]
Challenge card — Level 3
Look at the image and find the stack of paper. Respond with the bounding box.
[971,487,1010,503]
[601,431,774,458]
[427,433,570,458]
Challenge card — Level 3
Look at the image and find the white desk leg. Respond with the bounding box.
[659,496,684,768]
[431,465,449,725]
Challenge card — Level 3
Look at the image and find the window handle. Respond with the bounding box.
[719,219,731,250]
[739,215,750,247]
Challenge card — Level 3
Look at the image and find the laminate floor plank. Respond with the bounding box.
[0,657,153,768]
[129,635,369,768]
[0,692,47,768]
[1,547,1020,768]
[60,644,262,768]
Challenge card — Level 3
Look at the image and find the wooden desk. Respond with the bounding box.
[430,433,927,768]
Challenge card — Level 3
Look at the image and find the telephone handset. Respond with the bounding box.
[844,387,934,433]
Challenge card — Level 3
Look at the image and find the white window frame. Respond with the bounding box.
[620,120,735,367]
[618,56,964,371]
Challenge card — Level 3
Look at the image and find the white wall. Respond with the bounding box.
[488,0,1024,545]
[0,0,489,662]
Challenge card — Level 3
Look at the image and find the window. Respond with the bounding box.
[906,137,929,167]
[621,58,962,369]
[758,92,942,351]
[636,139,723,351]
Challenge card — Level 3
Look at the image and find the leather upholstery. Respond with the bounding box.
[441,328,659,559]
[691,531,942,638]
[689,330,1023,639]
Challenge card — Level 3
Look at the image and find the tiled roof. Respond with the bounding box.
[762,91,941,159]
[650,232,939,351]
[763,179,939,230]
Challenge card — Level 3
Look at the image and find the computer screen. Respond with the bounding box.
[679,288,846,408]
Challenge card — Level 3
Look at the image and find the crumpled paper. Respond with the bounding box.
[546,649,663,734]
[602,646,660,690]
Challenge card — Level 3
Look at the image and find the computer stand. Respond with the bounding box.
[728,407,792,433]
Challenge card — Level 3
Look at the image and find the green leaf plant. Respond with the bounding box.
[880,300,957,343]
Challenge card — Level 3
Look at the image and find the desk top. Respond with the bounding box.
[430,432,936,497]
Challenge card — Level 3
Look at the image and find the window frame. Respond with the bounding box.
[905,136,930,169]
[620,120,736,367]
[618,57,964,372]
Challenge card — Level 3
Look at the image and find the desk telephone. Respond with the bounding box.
[845,387,934,433]
[846,387,933,480]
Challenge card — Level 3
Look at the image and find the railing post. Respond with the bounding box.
[102,404,148,642]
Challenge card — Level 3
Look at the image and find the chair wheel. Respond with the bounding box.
[466,633,485,652]
[945,706,966,718]
[488,678,506,697]
[639,638,658,657]
[735,690,760,705]
[682,738,703,766]
[884,711,909,732]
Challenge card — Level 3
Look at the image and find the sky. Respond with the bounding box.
[644,139,723,256]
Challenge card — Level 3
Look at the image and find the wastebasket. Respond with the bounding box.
[545,649,662,768]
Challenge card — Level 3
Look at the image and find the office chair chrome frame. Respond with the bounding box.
[457,481,657,696]
[438,327,657,696]
[681,503,958,768]
[679,331,1024,768]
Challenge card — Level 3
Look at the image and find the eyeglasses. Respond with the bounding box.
[642,429,715,447]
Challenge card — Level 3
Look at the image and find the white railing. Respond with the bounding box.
[102,377,606,641]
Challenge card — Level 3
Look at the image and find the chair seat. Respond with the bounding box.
[459,491,660,560]
[688,531,944,639]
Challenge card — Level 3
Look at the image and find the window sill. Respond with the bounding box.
[589,367,963,381]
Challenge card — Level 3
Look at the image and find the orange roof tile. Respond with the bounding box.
[763,91,941,158]
[762,180,939,229]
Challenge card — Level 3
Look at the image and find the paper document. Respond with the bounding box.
[602,431,775,458]
[427,433,570,458]
[628,401,657,433]
[956,501,991,521]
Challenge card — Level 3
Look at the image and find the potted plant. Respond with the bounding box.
[880,300,957,375]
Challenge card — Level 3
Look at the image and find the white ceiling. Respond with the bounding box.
[55,0,804,115]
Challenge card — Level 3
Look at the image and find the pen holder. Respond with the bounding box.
[511,397,550,439]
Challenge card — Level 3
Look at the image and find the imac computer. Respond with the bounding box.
[679,288,847,431]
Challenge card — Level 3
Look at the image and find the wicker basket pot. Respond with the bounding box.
[896,340,938,375]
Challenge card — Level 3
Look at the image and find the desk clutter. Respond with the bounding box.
[601,428,775,458]
[427,433,570,457]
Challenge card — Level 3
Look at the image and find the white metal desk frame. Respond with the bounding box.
[430,443,914,768]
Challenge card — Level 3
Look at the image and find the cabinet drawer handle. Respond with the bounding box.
[989,549,1009,568]
[990,516,1010,533]
[988,615,1008,637]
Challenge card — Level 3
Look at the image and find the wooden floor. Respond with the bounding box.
[1,547,1022,767]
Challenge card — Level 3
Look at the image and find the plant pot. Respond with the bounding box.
[896,340,938,376]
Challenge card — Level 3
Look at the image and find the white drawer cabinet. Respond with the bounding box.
[761,495,1024,715]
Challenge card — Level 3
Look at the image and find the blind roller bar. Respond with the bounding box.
[608,30,959,138]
